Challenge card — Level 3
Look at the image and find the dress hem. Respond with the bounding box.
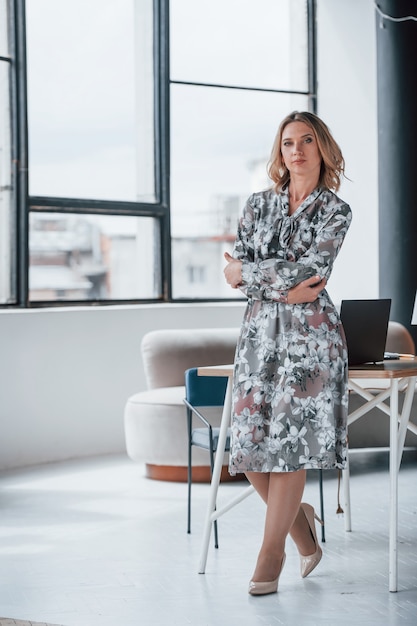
[229,462,347,476]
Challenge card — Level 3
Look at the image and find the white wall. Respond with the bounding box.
[0,0,379,470]
[0,303,245,470]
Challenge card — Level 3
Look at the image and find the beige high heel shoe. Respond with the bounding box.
[299,502,324,578]
[248,553,286,596]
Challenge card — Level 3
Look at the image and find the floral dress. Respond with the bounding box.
[229,186,352,475]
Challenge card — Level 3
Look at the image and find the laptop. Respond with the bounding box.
[340,299,391,365]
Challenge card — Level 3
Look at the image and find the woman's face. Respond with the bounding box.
[280,121,322,179]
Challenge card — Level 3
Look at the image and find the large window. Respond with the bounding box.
[1,0,315,306]
[25,0,165,303]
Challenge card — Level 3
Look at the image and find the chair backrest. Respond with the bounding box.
[386,321,415,354]
[185,368,228,407]
[141,327,239,389]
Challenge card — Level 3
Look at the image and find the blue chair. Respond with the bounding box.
[184,367,229,548]
[184,367,326,547]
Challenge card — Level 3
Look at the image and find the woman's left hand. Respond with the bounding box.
[287,275,327,304]
[224,252,243,288]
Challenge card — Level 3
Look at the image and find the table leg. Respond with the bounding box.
[198,375,233,574]
[389,378,399,592]
[388,375,416,591]
[397,376,417,471]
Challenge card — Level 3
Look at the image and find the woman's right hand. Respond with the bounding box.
[223,251,243,289]
[287,275,327,304]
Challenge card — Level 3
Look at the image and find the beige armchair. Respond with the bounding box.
[124,327,239,481]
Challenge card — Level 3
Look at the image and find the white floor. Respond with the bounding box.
[0,450,416,626]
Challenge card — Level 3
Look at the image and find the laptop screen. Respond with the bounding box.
[340,299,391,365]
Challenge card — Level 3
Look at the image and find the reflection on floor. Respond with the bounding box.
[0,450,416,626]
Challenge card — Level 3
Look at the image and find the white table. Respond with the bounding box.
[345,360,417,591]
[197,360,417,592]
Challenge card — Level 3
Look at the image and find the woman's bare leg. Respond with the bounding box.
[245,471,270,504]
[246,470,318,559]
[247,470,307,582]
[289,504,318,556]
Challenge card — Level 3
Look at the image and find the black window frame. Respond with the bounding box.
[5,0,316,309]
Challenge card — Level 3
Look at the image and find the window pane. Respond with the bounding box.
[170,84,308,299]
[26,0,155,202]
[170,0,308,91]
[29,212,161,301]
[0,61,15,304]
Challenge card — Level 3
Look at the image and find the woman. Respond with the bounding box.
[224,111,352,595]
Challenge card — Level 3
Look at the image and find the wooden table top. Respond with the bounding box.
[348,358,417,378]
[197,364,234,377]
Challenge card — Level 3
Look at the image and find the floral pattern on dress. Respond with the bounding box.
[229,186,352,475]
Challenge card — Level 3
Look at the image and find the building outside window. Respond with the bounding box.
[1,0,314,306]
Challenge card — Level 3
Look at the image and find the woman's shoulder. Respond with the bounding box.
[319,188,352,216]
[247,187,282,209]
